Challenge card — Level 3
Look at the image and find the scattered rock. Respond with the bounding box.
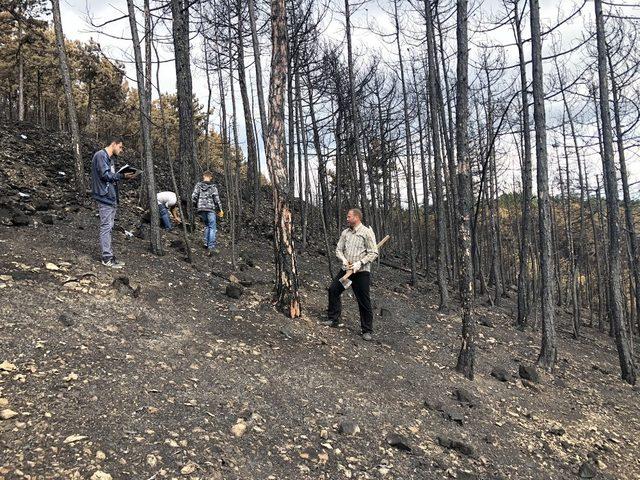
[238,276,255,287]
[519,365,540,383]
[547,426,566,436]
[491,366,509,382]
[522,379,542,392]
[45,262,60,271]
[226,283,244,299]
[442,409,465,426]
[11,214,29,226]
[453,388,476,407]
[34,199,50,211]
[386,433,411,452]
[231,421,247,437]
[457,472,479,480]
[111,277,140,298]
[90,472,112,480]
[58,313,75,327]
[180,463,197,475]
[424,399,445,412]
[1,409,18,420]
[437,436,475,457]
[63,434,88,444]
[0,361,17,372]
[578,461,597,478]
[338,420,360,436]
[478,316,495,328]
[41,213,55,224]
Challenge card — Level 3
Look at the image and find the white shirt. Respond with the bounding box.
[157,191,177,208]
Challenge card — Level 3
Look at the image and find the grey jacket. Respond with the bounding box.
[191,181,222,213]
[91,149,122,206]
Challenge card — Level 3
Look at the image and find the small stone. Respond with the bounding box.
[59,314,75,327]
[231,421,247,437]
[1,408,18,420]
[90,472,112,480]
[180,462,198,475]
[491,366,509,382]
[380,308,393,321]
[34,199,50,211]
[519,365,540,383]
[226,283,244,299]
[386,433,411,452]
[41,213,55,224]
[453,388,476,407]
[0,361,17,372]
[578,461,597,478]
[443,410,465,426]
[437,436,475,457]
[45,262,60,271]
[11,214,29,226]
[96,451,106,461]
[478,316,495,328]
[338,420,360,436]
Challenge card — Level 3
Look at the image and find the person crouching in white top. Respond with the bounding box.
[157,191,179,231]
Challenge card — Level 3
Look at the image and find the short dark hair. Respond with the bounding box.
[108,135,124,145]
[203,170,213,178]
[349,208,362,220]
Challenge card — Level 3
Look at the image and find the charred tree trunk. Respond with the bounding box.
[51,0,85,194]
[454,0,475,380]
[530,0,557,369]
[171,0,198,220]
[266,0,301,318]
[594,0,636,384]
[127,0,162,256]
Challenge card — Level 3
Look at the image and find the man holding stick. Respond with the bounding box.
[322,208,379,341]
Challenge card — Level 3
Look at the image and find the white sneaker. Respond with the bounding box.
[101,258,124,269]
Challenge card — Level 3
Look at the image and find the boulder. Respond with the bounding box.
[491,366,509,382]
[226,283,244,299]
[519,365,540,383]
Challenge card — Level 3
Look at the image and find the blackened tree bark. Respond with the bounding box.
[236,1,259,210]
[127,0,162,255]
[171,0,198,215]
[454,0,475,380]
[530,0,556,369]
[51,0,85,194]
[267,0,301,318]
[594,0,636,385]
[424,0,449,310]
[393,0,416,286]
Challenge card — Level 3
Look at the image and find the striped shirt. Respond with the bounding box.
[335,223,379,272]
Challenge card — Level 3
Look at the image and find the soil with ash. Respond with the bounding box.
[1,122,638,479]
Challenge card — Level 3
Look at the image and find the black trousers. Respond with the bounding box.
[327,270,373,333]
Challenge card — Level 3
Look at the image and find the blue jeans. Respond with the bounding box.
[159,204,172,230]
[200,211,217,249]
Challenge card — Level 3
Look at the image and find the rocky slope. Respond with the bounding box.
[1,122,638,480]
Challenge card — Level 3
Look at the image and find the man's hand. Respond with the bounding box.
[123,172,137,180]
[217,210,224,219]
[342,261,350,271]
[351,260,362,273]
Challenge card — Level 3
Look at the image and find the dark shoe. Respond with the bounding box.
[321,320,343,328]
[362,332,373,341]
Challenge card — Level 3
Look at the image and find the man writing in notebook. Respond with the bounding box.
[91,136,136,269]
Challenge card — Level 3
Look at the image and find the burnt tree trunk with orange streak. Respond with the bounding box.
[266,0,301,318]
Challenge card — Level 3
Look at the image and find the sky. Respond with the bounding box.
[56,0,640,201]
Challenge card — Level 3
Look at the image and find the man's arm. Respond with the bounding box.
[360,228,379,266]
[335,230,348,265]
[191,184,199,205]
[213,186,222,212]
[97,153,122,183]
